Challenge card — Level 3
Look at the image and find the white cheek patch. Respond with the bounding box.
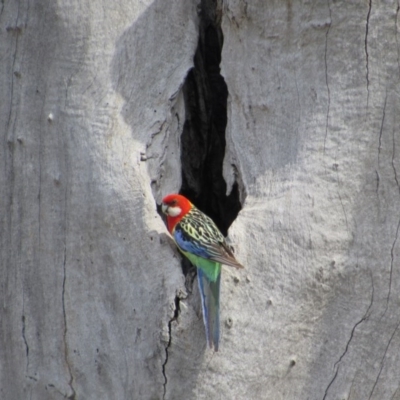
[168,206,182,217]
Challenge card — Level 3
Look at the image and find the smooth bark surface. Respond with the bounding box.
[1,1,400,399]
[1,1,197,398]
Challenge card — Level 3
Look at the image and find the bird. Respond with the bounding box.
[161,193,244,351]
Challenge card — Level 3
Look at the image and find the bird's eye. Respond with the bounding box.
[171,199,177,205]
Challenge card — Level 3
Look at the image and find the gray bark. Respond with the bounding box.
[1,1,400,400]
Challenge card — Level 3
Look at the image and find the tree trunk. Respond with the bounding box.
[1,1,399,399]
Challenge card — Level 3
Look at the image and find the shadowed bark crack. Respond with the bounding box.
[180,0,241,237]
[322,275,374,400]
[21,316,29,372]
[162,296,180,400]
[392,128,400,193]
[22,293,29,373]
[365,0,372,109]
[375,170,380,194]
[378,90,388,165]
[62,236,75,399]
[376,90,388,193]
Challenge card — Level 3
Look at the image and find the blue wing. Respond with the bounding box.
[173,225,211,259]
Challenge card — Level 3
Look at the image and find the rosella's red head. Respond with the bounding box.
[161,194,193,232]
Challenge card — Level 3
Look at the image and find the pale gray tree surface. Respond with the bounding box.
[1,0,400,399]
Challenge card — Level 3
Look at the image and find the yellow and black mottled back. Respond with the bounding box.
[176,206,244,269]
[179,207,225,244]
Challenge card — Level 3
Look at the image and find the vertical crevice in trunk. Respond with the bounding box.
[180,0,241,242]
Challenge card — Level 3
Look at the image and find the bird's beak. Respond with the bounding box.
[161,203,168,214]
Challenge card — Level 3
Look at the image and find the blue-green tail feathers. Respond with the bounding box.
[178,245,223,350]
[197,268,221,351]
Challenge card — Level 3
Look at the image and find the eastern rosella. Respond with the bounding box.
[161,193,243,351]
